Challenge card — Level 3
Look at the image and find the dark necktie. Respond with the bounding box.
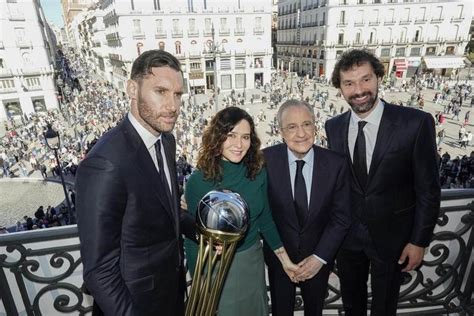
[294,160,308,227]
[155,139,172,199]
[353,121,368,189]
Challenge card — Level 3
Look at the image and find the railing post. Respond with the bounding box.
[0,260,19,316]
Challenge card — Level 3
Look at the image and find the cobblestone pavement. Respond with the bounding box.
[0,180,64,228]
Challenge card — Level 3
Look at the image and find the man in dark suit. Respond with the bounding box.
[325,49,441,316]
[76,50,190,316]
[263,99,351,316]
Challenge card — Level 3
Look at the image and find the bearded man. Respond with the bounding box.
[325,49,440,316]
[76,50,193,316]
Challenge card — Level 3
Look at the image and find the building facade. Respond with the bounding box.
[277,0,472,80]
[0,0,59,121]
[73,0,274,93]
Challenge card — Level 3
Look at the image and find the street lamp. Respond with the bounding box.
[44,123,74,225]
[208,24,222,113]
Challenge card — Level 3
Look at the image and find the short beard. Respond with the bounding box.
[348,90,378,115]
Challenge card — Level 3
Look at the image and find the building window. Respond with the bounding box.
[338,33,344,44]
[410,47,420,56]
[381,48,390,57]
[425,47,436,56]
[395,47,405,57]
[235,74,245,88]
[220,18,227,29]
[32,98,47,112]
[155,19,163,33]
[154,0,160,10]
[369,32,374,44]
[254,57,263,68]
[190,62,201,70]
[221,58,231,70]
[336,50,343,58]
[355,32,361,44]
[205,18,211,32]
[0,58,4,68]
[339,11,345,24]
[236,17,243,31]
[175,41,181,54]
[173,19,180,33]
[189,18,196,32]
[235,58,245,69]
[414,30,421,42]
[221,74,232,89]
[159,41,165,50]
[25,77,40,88]
[133,19,141,34]
[446,46,455,55]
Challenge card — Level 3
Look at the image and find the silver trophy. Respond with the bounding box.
[186,190,250,316]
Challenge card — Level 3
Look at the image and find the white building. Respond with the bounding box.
[76,0,274,93]
[0,0,59,121]
[277,0,472,80]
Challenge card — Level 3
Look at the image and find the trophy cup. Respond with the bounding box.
[185,190,249,316]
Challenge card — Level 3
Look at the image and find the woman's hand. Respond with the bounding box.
[274,247,299,282]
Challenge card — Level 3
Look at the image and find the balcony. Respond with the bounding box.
[451,17,464,23]
[132,32,145,40]
[219,28,230,36]
[172,30,183,38]
[155,31,167,39]
[1,189,471,315]
[9,13,25,21]
[16,40,32,49]
[431,18,444,24]
[414,18,427,24]
[203,30,212,37]
[368,20,380,26]
[384,20,396,26]
[337,22,348,27]
[399,19,412,25]
[187,30,199,37]
[234,29,245,36]
[253,28,264,35]
[354,21,365,27]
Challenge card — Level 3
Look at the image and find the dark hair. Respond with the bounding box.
[130,50,181,81]
[331,49,385,88]
[196,107,264,182]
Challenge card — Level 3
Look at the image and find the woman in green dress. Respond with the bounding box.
[184,107,297,315]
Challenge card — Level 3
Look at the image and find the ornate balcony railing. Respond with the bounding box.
[1,190,473,315]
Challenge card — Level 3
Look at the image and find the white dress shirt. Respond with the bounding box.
[348,100,385,172]
[128,112,172,192]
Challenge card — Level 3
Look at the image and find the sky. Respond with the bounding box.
[40,0,64,28]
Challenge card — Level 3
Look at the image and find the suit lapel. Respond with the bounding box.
[122,119,177,230]
[277,145,300,231]
[303,146,326,231]
[367,103,396,187]
[161,134,180,236]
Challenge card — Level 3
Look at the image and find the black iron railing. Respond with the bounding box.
[1,190,473,315]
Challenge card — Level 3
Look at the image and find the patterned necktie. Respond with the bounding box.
[294,160,308,227]
[353,121,368,189]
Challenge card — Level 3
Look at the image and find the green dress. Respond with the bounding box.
[184,160,283,316]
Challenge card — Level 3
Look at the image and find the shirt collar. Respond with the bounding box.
[287,146,314,167]
[128,112,160,150]
[350,99,384,127]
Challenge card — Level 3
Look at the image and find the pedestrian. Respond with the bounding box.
[325,49,440,316]
[464,110,470,126]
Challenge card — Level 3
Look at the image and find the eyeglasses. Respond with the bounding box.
[281,121,315,134]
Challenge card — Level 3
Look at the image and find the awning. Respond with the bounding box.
[423,56,466,69]
[394,59,407,71]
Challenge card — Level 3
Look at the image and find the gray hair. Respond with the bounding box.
[276,99,315,128]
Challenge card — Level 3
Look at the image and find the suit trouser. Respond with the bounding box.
[337,223,403,316]
[264,245,330,316]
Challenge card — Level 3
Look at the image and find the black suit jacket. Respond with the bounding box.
[76,117,186,316]
[263,144,351,265]
[325,102,441,260]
